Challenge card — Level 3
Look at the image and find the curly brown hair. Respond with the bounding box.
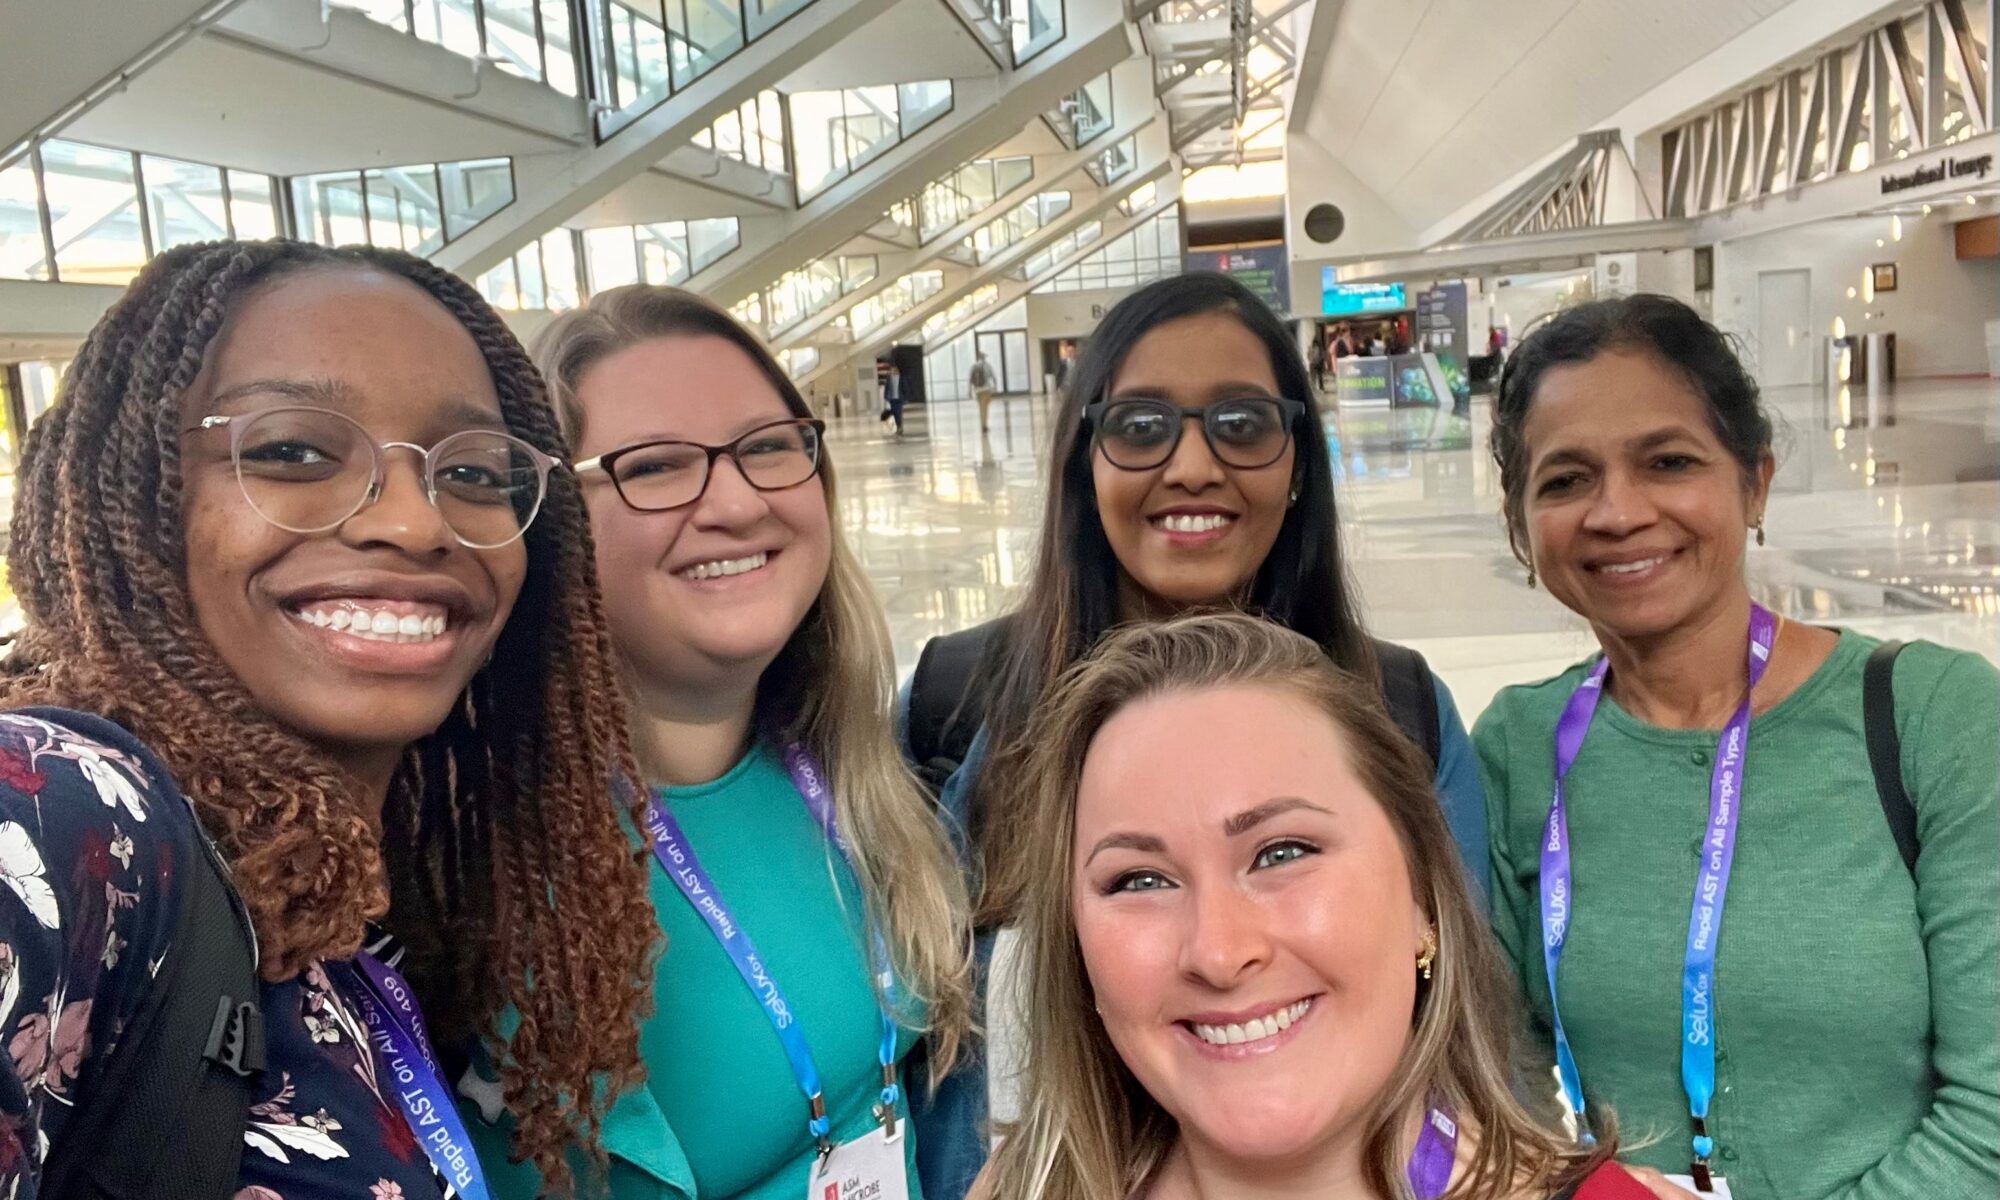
[2,239,656,1194]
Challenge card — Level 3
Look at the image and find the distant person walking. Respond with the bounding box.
[880,362,905,436]
[970,351,997,432]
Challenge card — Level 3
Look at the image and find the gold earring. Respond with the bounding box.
[1755,521,1766,546]
[1417,927,1438,981]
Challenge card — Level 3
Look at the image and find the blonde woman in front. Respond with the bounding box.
[973,614,1692,1200]
[469,285,973,1199]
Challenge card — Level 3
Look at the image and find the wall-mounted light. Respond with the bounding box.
[1921,203,1933,215]
[1847,286,1858,299]
[1890,215,1902,242]
[1861,267,1875,303]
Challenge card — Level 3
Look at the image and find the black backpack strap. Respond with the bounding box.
[1372,638,1443,772]
[43,818,264,1200]
[907,617,1012,791]
[1863,640,1920,878]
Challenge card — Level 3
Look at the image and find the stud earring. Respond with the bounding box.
[1754,520,1766,546]
[1288,486,1300,506]
[1417,927,1438,981]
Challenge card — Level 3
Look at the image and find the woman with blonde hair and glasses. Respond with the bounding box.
[466,284,972,1200]
[972,613,1688,1200]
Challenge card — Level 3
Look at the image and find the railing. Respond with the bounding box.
[332,0,581,94]
[692,91,789,172]
[1045,72,1114,148]
[1,138,280,285]
[1084,135,1138,186]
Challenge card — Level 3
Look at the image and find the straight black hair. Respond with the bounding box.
[972,271,1376,923]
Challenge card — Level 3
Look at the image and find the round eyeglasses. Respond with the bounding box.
[573,418,825,513]
[187,406,558,550]
[1084,396,1307,471]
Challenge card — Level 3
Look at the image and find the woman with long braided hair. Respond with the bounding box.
[0,240,655,1196]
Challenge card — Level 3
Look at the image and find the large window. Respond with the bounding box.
[0,140,282,285]
[333,0,581,93]
[476,228,584,310]
[693,91,788,172]
[582,217,740,287]
[918,156,1033,242]
[586,0,814,139]
[1036,207,1181,293]
[291,158,514,254]
[789,83,954,202]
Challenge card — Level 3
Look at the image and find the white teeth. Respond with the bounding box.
[680,552,769,581]
[292,603,450,645]
[1158,514,1233,534]
[1601,556,1667,575]
[1190,998,1313,1047]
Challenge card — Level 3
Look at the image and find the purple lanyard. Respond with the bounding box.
[1406,1102,1459,1198]
[351,950,491,1200]
[1539,604,1775,1183]
[643,744,901,1155]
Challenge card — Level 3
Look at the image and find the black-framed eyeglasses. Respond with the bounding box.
[186,406,559,550]
[1084,396,1307,471]
[573,417,826,513]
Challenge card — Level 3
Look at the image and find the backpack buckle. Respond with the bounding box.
[204,997,266,1078]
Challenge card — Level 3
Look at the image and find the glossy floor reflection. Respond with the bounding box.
[829,377,2000,723]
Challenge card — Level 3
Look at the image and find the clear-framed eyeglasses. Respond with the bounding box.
[186,405,559,550]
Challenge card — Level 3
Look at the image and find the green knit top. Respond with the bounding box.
[1474,630,1998,1200]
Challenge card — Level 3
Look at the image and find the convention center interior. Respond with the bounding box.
[0,0,1995,1198]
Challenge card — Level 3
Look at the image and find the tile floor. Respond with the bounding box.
[830,376,2000,724]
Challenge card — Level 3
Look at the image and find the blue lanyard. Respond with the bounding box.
[352,948,493,1200]
[645,744,901,1155]
[1539,604,1775,1187]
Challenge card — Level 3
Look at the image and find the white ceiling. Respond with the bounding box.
[778,0,1000,91]
[1295,0,1809,233]
[0,0,222,152]
[67,34,565,175]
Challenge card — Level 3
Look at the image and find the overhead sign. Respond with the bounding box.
[1879,151,1994,195]
[1187,244,1291,314]
[1321,275,1407,316]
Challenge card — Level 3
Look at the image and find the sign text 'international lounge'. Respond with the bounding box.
[1879,152,1994,195]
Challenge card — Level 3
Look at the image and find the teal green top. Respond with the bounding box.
[467,744,925,1199]
[1475,631,1999,1200]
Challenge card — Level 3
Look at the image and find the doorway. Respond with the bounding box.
[974,330,1031,393]
[1756,269,1813,387]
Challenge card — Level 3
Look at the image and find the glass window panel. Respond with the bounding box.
[227,172,279,240]
[333,0,410,31]
[541,0,581,94]
[410,0,484,57]
[897,81,952,137]
[515,242,547,307]
[788,90,849,198]
[670,0,745,87]
[20,360,64,428]
[584,226,640,288]
[141,156,228,251]
[478,260,521,308]
[439,159,514,241]
[365,166,444,254]
[481,0,545,82]
[294,171,367,246]
[41,141,146,284]
[847,86,901,173]
[541,229,580,308]
[0,157,50,280]
[636,222,689,283]
[1013,0,1063,64]
[687,217,737,273]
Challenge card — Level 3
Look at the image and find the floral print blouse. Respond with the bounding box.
[0,708,449,1200]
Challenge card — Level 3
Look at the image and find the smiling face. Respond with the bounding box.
[178,265,528,780]
[1517,349,1772,640]
[1071,683,1427,1164]
[572,335,832,695]
[1091,311,1297,614]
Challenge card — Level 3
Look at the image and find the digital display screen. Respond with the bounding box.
[1320,274,1407,316]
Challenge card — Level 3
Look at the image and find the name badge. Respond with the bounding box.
[808,1124,909,1200]
[1666,1174,1733,1199]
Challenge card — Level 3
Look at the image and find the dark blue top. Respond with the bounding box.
[0,708,448,1199]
